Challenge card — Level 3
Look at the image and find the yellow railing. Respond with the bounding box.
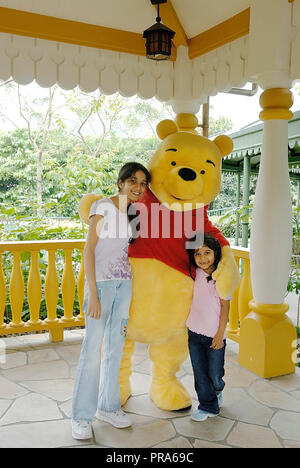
[0,240,85,342]
[0,240,252,343]
[227,247,253,343]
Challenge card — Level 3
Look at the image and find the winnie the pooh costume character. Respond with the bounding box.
[79,113,240,411]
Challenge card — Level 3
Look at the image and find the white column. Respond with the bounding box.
[246,0,294,306]
[250,118,292,303]
[238,0,296,378]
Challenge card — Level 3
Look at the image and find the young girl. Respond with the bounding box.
[186,234,231,422]
[72,162,151,440]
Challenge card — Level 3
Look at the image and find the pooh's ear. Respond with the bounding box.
[156,119,178,140]
[213,135,233,157]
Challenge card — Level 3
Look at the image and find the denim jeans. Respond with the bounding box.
[188,329,226,415]
[72,279,132,422]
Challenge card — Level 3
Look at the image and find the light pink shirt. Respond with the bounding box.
[186,268,232,339]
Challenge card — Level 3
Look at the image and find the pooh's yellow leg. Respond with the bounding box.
[119,337,135,406]
[149,329,191,411]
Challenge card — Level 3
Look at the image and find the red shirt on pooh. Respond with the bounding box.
[128,187,229,277]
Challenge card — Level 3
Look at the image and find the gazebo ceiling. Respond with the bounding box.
[0,1,298,105]
[0,0,250,37]
[0,0,251,59]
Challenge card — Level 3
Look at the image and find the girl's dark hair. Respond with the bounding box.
[187,233,222,282]
[117,162,151,243]
[117,162,151,190]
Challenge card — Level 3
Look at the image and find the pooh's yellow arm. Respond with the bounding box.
[212,246,240,299]
[78,193,103,225]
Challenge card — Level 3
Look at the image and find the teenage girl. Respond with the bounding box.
[72,162,151,440]
[186,233,231,422]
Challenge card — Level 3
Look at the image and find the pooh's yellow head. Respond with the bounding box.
[148,116,233,212]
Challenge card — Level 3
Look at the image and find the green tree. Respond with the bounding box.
[124,99,171,139]
[0,82,67,215]
[0,128,36,210]
[209,114,233,136]
[64,89,127,157]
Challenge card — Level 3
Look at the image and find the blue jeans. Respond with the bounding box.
[72,279,132,422]
[188,329,226,415]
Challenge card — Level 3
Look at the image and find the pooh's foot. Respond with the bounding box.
[150,379,192,411]
[119,338,136,406]
[120,380,132,407]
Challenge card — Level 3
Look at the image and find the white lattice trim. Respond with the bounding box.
[192,36,249,101]
[0,32,250,101]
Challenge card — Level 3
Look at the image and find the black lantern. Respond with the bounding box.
[143,0,176,61]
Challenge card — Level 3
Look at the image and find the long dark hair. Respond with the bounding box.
[187,233,221,282]
[117,162,151,243]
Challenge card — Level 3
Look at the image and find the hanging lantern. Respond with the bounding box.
[143,0,175,61]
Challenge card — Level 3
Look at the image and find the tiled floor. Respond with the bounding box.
[0,329,300,448]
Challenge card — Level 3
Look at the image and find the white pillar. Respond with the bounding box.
[239,0,296,378]
[239,88,296,378]
[250,118,292,303]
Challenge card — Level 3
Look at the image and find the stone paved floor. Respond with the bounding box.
[0,329,300,448]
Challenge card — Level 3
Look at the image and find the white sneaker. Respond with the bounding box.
[95,409,132,428]
[71,420,93,440]
[191,409,218,422]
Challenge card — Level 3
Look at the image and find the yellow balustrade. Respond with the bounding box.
[10,251,25,328]
[61,249,76,323]
[227,247,253,343]
[227,256,240,339]
[44,250,59,324]
[0,240,85,341]
[27,250,42,325]
[0,240,253,343]
[44,249,60,342]
[77,249,85,319]
[0,240,295,378]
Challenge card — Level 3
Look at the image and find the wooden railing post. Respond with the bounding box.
[44,249,61,342]
[9,251,24,328]
[238,258,253,321]
[27,250,42,325]
[227,256,241,340]
[61,248,76,324]
[77,249,85,319]
[227,247,253,343]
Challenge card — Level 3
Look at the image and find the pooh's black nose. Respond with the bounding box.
[178,168,197,181]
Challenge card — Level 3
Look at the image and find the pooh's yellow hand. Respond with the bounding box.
[212,246,240,299]
[78,193,102,225]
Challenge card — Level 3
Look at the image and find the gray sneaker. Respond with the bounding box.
[191,409,218,422]
[71,420,93,440]
[95,409,132,428]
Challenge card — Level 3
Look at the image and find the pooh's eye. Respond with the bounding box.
[200,170,205,175]
[171,161,176,166]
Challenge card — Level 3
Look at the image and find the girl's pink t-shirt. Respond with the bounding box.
[186,268,231,339]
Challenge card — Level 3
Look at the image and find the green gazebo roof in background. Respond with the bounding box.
[222,110,300,179]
